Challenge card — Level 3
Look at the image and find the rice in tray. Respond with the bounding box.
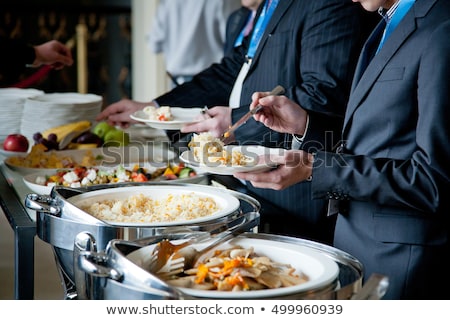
[80,192,220,223]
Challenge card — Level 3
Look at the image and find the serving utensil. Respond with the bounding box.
[154,212,259,277]
[220,85,285,141]
[148,233,209,273]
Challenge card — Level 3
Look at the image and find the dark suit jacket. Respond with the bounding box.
[0,36,35,84]
[223,6,252,57]
[155,0,374,243]
[312,0,450,298]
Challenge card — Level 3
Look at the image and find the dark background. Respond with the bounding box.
[1,0,132,106]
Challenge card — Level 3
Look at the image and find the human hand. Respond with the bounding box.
[234,149,314,190]
[32,40,73,70]
[96,99,151,128]
[181,106,233,141]
[250,92,308,136]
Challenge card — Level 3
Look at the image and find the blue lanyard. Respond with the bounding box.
[246,0,279,59]
[377,0,416,53]
[234,13,254,48]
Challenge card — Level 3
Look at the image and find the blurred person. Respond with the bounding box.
[147,0,241,87]
[235,0,450,299]
[97,0,376,244]
[224,0,263,57]
[0,37,73,83]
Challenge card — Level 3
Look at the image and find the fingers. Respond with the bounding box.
[55,42,73,66]
[181,118,218,135]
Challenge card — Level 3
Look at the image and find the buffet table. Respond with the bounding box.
[0,126,283,300]
[0,162,36,299]
[1,125,378,300]
[0,125,171,299]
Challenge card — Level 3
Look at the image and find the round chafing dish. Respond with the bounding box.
[76,233,374,300]
[25,182,261,299]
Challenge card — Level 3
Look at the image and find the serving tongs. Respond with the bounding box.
[141,211,259,276]
[220,85,285,141]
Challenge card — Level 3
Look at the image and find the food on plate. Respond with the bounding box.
[34,120,100,150]
[33,132,59,150]
[7,144,101,169]
[188,132,254,166]
[34,163,197,188]
[79,192,219,223]
[3,134,29,152]
[162,245,308,291]
[143,106,173,121]
[41,120,91,143]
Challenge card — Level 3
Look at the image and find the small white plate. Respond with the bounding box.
[130,108,202,130]
[179,145,282,175]
[67,185,240,227]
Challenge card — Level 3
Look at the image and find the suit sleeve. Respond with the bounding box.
[288,1,372,152]
[312,21,450,214]
[0,36,35,73]
[154,42,247,107]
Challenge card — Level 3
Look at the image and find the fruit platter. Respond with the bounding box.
[32,120,130,151]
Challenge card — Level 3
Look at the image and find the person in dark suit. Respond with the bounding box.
[0,37,73,83]
[223,0,263,57]
[96,0,375,245]
[235,0,450,299]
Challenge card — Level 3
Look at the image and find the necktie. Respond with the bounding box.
[352,19,386,85]
[376,0,416,53]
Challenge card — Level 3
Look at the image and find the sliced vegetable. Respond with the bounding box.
[178,167,193,178]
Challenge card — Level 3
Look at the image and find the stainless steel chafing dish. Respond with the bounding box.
[25,182,261,299]
[76,233,387,300]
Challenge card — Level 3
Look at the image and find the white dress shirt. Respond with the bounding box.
[147,0,241,78]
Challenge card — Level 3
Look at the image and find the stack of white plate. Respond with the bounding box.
[21,92,103,143]
[0,88,44,141]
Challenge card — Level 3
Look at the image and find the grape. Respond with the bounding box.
[47,133,58,142]
[33,132,43,144]
[47,140,59,150]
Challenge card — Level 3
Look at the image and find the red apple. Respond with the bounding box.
[3,134,29,152]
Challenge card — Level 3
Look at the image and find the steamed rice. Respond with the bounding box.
[80,192,219,223]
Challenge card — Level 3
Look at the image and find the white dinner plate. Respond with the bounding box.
[130,108,203,130]
[127,235,339,299]
[4,145,176,176]
[179,145,282,175]
[67,185,240,227]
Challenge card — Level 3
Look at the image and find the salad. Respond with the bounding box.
[35,162,197,188]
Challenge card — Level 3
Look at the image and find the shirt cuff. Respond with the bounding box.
[292,115,309,145]
[152,99,161,108]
